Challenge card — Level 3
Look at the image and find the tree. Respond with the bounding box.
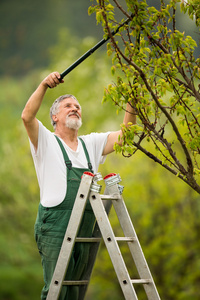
[89,0,200,193]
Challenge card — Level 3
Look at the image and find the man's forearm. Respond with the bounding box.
[21,72,63,123]
[21,83,48,123]
[102,103,137,155]
[123,103,137,126]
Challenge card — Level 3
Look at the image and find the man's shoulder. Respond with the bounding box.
[79,132,104,142]
[80,131,110,139]
[38,120,54,136]
[79,132,111,147]
[37,120,56,147]
[79,132,97,139]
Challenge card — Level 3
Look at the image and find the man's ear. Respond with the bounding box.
[52,115,58,122]
[52,115,58,127]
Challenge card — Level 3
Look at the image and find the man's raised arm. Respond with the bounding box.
[103,103,137,155]
[21,72,63,150]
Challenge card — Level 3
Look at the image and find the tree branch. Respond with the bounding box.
[132,141,200,194]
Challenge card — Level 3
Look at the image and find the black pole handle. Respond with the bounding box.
[60,38,106,79]
[60,15,132,79]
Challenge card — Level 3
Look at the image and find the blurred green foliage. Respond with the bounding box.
[0,0,103,76]
[0,0,199,76]
[0,1,200,299]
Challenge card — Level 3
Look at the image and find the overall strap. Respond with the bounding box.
[54,135,72,170]
[78,137,93,173]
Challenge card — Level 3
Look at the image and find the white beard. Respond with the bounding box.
[65,114,82,130]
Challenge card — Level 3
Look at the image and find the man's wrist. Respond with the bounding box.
[39,81,49,90]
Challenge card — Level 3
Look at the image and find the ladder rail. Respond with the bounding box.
[113,197,160,299]
[46,174,94,300]
[89,191,139,300]
[106,183,161,300]
[78,187,112,300]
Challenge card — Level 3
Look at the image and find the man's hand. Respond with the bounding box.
[42,72,64,89]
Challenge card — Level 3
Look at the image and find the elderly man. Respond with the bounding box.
[21,72,136,300]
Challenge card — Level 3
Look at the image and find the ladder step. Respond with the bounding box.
[100,195,120,201]
[63,280,89,286]
[131,279,152,284]
[75,237,101,242]
[116,237,136,242]
[75,237,136,242]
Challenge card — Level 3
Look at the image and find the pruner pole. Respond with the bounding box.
[60,15,132,79]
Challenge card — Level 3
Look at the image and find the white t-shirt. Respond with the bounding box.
[30,120,110,207]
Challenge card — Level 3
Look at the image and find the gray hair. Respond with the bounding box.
[50,94,80,129]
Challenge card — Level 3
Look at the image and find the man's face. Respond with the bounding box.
[54,98,82,130]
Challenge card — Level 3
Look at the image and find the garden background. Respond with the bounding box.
[0,0,200,299]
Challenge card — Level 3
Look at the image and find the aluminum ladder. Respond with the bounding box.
[46,172,160,300]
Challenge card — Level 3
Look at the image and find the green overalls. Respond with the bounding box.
[34,136,96,300]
